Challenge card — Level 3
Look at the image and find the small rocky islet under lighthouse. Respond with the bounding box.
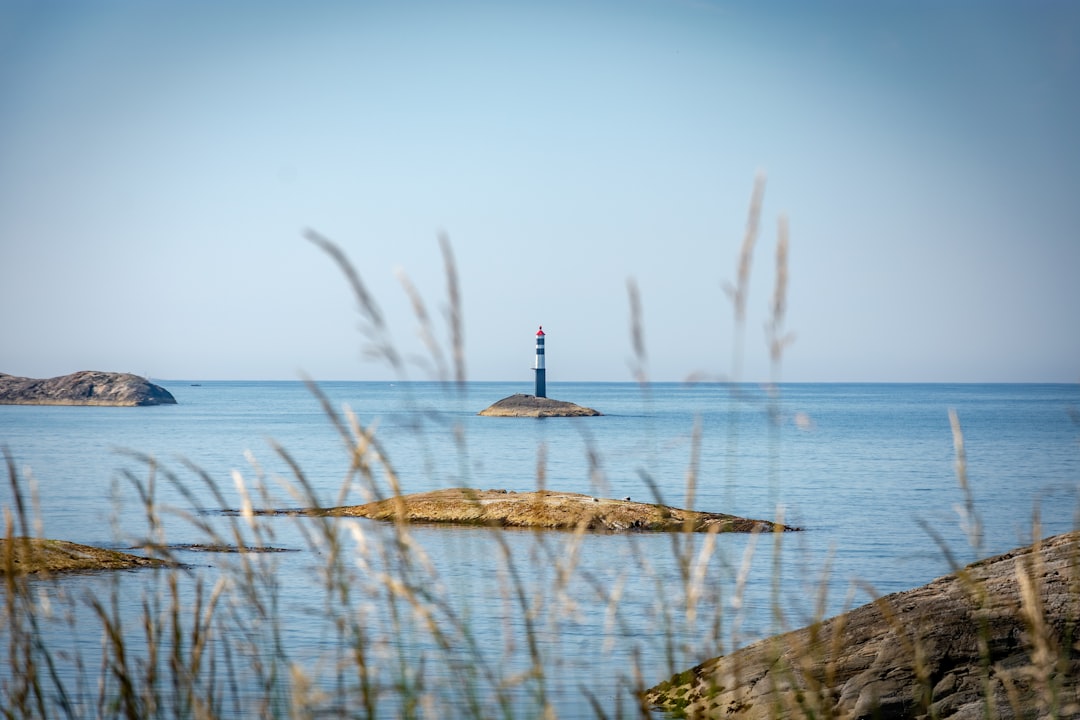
[478,325,602,417]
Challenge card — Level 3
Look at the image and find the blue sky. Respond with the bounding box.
[1,0,1078,383]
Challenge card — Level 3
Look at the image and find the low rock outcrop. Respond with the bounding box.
[0,371,176,406]
[646,531,1080,719]
[478,394,601,417]
[310,488,795,533]
[1,538,170,575]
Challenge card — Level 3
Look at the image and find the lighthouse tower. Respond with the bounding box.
[534,325,546,398]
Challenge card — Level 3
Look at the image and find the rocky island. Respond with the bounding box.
[1,538,170,575]
[305,488,794,533]
[478,394,601,417]
[646,530,1080,719]
[0,371,176,406]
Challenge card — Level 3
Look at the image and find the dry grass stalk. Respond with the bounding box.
[766,214,795,375]
[305,227,403,372]
[724,172,766,332]
[627,277,648,387]
[439,231,466,389]
[397,267,449,382]
[949,408,984,556]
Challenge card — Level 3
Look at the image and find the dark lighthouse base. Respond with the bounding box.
[478,394,601,418]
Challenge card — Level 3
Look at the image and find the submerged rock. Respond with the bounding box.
[0,371,176,406]
[646,531,1080,719]
[316,488,795,533]
[478,393,600,417]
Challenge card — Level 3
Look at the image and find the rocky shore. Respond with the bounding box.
[0,371,176,406]
[646,531,1080,719]
[309,488,794,533]
[478,394,601,417]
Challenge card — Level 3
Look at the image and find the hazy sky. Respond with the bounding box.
[2,0,1078,383]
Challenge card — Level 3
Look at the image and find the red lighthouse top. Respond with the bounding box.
[536,325,545,336]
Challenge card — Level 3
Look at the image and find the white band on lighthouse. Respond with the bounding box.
[534,325,547,398]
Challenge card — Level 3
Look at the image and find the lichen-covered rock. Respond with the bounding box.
[646,531,1080,719]
[478,393,600,417]
[313,488,795,533]
[0,371,176,406]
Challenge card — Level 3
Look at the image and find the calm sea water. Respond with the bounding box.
[2,381,1078,716]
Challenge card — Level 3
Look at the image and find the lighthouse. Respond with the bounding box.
[479,324,599,416]
[534,325,546,398]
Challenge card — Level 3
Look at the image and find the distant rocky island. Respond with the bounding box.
[0,371,176,406]
[478,393,601,417]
